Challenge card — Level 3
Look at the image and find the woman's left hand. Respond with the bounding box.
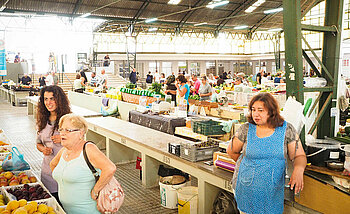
[288,167,304,194]
[51,135,61,144]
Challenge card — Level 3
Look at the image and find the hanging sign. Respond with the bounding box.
[0,40,6,76]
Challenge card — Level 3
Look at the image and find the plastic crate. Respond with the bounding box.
[180,139,220,162]
[168,143,180,156]
[192,120,225,136]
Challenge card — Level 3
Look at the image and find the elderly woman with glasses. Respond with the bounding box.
[50,114,116,214]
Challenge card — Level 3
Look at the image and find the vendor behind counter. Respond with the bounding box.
[20,74,32,85]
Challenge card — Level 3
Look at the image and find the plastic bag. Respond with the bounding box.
[2,147,30,171]
[100,101,118,116]
[211,190,239,214]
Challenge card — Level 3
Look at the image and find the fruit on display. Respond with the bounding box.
[2,199,56,214]
[6,184,51,201]
[0,141,9,146]
[189,95,200,100]
[0,172,37,187]
[0,194,6,206]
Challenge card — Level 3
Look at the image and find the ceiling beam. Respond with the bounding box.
[176,0,207,29]
[132,0,151,23]
[249,3,282,33]
[301,0,324,17]
[72,0,83,15]
[215,0,252,32]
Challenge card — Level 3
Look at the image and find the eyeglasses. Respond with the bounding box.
[58,128,80,133]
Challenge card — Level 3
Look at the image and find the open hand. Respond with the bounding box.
[288,167,304,194]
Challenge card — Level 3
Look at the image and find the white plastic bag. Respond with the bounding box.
[281,97,305,134]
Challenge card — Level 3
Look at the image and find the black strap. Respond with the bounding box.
[83,142,100,182]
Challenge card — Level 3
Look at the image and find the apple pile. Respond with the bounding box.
[6,184,51,201]
[0,172,37,187]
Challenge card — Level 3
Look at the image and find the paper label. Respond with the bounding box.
[329,151,339,159]
[184,149,189,156]
[330,107,338,117]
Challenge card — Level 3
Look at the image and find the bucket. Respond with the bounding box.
[306,139,342,166]
[177,186,198,214]
[159,181,187,209]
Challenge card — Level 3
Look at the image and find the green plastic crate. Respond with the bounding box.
[192,120,225,136]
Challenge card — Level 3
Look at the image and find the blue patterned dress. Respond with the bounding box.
[235,121,287,214]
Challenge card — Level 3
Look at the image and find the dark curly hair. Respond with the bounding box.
[176,75,187,83]
[247,93,284,128]
[36,86,71,135]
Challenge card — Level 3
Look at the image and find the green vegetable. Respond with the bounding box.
[126,82,136,89]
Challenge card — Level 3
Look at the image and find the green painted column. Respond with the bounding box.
[318,0,344,138]
[283,0,304,104]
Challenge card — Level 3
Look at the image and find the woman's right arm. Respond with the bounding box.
[50,148,64,172]
[227,136,244,162]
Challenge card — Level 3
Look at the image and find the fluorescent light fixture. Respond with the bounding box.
[148,27,158,32]
[0,6,6,11]
[145,18,158,23]
[234,25,248,30]
[268,28,283,32]
[206,0,229,9]
[245,0,265,13]
[264,7,283,14]
[168,0,181,5]
[80,12,91,18]
[194,22,207,26]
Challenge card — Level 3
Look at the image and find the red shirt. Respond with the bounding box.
[194,79,201,94]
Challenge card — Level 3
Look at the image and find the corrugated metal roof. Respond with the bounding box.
[1,0,314,32]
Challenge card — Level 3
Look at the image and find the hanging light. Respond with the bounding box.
[168,0,181,5]
[145,18,158,23]
[245,0,266,13]
[234,25,248,30]
[268,28,283,32]
[80,13,91,18]
[148,27,158,32]
[206,0,229,9]
[264,8,283,14]
[194,22,207,26]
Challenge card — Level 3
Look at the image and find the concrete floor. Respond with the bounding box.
[0,98,177,214]
[0,98,320,214]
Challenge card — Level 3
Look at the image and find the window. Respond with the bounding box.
[162,62,172,77]
[190,62,200,76]
[149,61,160,74]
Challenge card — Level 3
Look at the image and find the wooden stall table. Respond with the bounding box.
[85,117,233,214]
[295,171,350,214]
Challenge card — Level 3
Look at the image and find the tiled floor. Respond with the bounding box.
[0,98,177,214]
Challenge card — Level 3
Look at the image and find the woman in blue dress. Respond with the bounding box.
[227,93,306,214]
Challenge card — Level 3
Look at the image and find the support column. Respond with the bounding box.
[215,60,219,76]
[199,61,206,76]
[283,0,304,103]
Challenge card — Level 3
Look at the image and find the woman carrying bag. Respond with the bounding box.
[50,114,122,213]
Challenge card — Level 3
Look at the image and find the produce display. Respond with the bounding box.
[0,200,56,214]
[0,195,7,206]
[6,184,50,201]
[0,142,9,146]
[0,172,38,187]
[188,95,200,100]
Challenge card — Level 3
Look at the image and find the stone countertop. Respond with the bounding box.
[85,116,233,181]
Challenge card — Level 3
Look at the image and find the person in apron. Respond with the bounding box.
[175,75,190,111]
[36,85,71,203]
[227,93,306,214]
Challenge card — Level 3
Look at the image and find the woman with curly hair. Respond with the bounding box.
[36,85,71,203]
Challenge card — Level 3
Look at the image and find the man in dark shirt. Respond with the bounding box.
[217,75,225,86]
[20,74,32,85]
[129,68,137,85]
[274,73,282,83]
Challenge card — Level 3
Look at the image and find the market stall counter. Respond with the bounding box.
[27,96,103,118]
[0,86,10,101]
[85,116,233,214]
[128,110,186,135]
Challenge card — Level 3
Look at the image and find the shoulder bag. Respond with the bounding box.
[83,142,125,213]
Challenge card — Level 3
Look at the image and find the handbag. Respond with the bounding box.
[83,142,125,213]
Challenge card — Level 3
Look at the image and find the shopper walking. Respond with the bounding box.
[146,71,153,84]
[198,76,212,101]
[52,71,59,85]
[51,114,116,214]
[36,85,71,204]
[45,72,54,86]
[227,93,306,214]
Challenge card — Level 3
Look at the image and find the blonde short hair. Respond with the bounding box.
[59,114,88,134]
